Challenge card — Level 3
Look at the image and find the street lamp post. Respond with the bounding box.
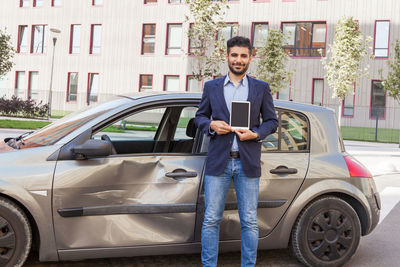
[48,28,61,119]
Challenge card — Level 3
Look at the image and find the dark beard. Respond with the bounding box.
[228,63,248,75]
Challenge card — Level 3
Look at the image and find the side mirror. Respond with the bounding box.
[71,139,113,159]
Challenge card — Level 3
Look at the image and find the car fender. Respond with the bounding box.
[259,178,371,249]
[0,179,59,261]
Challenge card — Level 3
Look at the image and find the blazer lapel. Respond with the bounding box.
[246,75,256,104]
[214,76,230,119]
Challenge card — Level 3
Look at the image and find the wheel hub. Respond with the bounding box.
[307,210,354,261]
[325,229,338,242]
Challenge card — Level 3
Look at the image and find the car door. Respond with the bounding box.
[218,109,310,240]
[52,104,206,249]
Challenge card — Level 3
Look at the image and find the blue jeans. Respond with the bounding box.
[201,158,260,267]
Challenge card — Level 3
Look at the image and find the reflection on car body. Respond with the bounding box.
[0,93,380,267]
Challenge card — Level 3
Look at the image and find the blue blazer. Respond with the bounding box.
[195,75,278,178]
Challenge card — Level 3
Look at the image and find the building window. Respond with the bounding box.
[52,0,62,6]
[252,22,268,49]
[67,73,78,102]
[144,0,157,3]
[188,23,201,55]
[342,84,355,117]
[312,79,323,105]
[374,20,390,58]
[31,25,47,54]
[87,73,99,104]
[186,76,202,92]
[370,80,385,119]
[139,75,153,92]
[141,24,156,55]
[15,71,26,99]
[164,75,179,91]
[282,22,326,57]
[90,24,101,54]
[92,0,103,5]
[28,71,39,100]
[17,25,28,53]
[217,23,239,41]
[166,24,182,55]
[70,24,81,54]
[33,0,43,7]
[20,0,29,7]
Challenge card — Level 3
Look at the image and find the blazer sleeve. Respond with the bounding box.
[252,83,278,140]
[195,82,214,136]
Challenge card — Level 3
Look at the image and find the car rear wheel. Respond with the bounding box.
[0,197,32,267]
[290,196,361,267]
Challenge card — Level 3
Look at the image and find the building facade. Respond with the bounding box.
[0,0,399,130]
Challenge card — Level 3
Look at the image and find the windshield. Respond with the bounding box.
[21,98,129,149]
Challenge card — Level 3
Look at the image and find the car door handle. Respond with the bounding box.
[165,169,198,179]
[270,165,298,175]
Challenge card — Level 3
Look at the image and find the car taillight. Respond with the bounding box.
[344,155,372,178]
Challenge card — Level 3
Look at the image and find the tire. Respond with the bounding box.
[290,196,361,267]
[0,197,32,267]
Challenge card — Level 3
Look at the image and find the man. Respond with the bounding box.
[195,36,278,267]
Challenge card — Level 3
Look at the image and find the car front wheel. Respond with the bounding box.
[0,197,32,267]
[290,196,361,267]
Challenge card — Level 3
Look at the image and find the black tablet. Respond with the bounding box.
[230,101,250,129]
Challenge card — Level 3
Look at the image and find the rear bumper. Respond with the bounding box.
[364,191,381,235]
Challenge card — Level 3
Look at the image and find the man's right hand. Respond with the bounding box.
[210,120,232,135]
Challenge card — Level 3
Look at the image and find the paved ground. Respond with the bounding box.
[1,130,400,266]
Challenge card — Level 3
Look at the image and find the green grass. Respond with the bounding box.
[0,119,51,130]
[50,110,73,119]
[341,126,400,143]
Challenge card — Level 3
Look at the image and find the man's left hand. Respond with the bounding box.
[234,129,259,141]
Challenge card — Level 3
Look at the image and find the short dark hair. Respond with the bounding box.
[227,36,252,55]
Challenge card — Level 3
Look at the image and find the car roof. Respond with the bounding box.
[117,92,334,115]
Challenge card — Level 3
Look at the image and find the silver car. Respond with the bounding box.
[0,93,380,267]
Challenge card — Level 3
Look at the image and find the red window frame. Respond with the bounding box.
[139,74,153,92]
[165,23,183,55]
[369,80,386,120]
[87,73,100,105]
[163,75,180,91]
[281,21,327,58]
[311,78,324,105]
[17,25,28,53]
[342,83,356,118]
[51,0,62,6]
[66,72,79,102]
[141,24,156,55]
[30,25,47,54]
[89,24,101,55]
[69,24,81,54]
[373,20,390,59]
[27,71,39,100]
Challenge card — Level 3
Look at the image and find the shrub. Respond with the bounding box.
[0,95,49,118]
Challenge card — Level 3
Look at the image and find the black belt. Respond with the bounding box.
[230,151,240,158]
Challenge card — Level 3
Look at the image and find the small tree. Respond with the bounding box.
[379,40,400,146]
[0,28,15,76]
[185,0,229,81]
[255,29,293,94]
[322,17,372,121]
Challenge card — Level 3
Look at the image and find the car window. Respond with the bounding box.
[173,107,198,140]
[93,105,199,154]
[94,108,166,141]
[262,110,309,152]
